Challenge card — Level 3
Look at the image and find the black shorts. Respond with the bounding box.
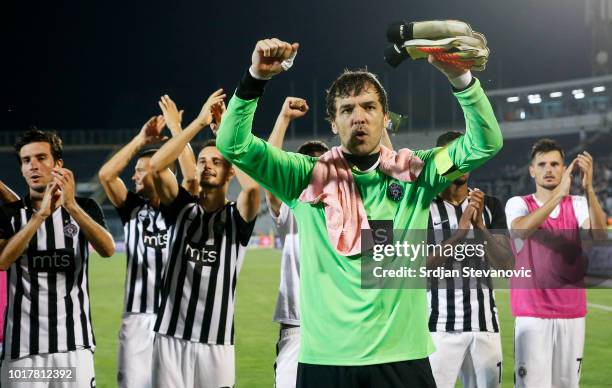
[296,358,436,388]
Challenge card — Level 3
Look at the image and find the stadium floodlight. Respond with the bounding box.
[528,94,542,104]
[574,92,585,99]
[506,96,520,102]
[593,86,606,93]
[572,89,584,95]
[549,91,563,98]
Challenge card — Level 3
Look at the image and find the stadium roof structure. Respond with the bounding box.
[486,74,612,97]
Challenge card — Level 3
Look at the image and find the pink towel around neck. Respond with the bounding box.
[299,145,423,256]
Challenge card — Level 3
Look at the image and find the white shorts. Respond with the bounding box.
[0,349,95,388]
[514,316,585,388]
[429,331,502,388]
[152,333,234,388]
[274,326,300,388]
[117,313,156,388]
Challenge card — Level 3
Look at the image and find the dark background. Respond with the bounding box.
[3,0,593,136]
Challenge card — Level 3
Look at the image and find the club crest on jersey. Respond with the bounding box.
[387,182,404,201]
[63,222,79,237]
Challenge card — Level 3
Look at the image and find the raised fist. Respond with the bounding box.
[280,97,309,121]
[250,38,299,79]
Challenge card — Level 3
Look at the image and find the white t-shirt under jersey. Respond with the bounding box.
[269,202,300,326]
[505,195,590,230]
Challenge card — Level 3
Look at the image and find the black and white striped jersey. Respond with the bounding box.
[116,191,168,314]
[0,196,107,360]
[154,187,255,345]
[427,194,506,333]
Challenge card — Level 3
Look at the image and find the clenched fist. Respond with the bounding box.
[280,97,309,121]
[250,38,299,80]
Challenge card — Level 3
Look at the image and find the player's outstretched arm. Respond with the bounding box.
[576,151,607,239]
[150,89,226,205]
[510,160,576,239]
[236,168,260,223]
[98,116,167,207]
[268,97,308,149]
[426,56,502,182]
[265,97,308,215]
[217,38,315,204]
[0,180,19,204]
[0,183,59,269]
[207,100,261,222]
[427,203,476,269]
[54,168,115,257]
[469,190,515,270]
[158,95,199,195]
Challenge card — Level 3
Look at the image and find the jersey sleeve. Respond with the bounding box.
[234,205,257,247]
[115,191,146,225]
[160,186,197,226]
[415,78,503,194]
[216,94,317,206]
[505,196,529,229]
[77,198,108,229]
[571,195,590,229]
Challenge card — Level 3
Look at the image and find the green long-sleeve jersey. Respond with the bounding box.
[217,78,502,365]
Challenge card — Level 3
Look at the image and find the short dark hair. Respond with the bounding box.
[202,139,217,149]
[199,139,231,166]
[436,131,463,147]
[137,148,159,159]
[325,69,388,122]
[530,138,565,161]
[297,140,329,157]
[137,148,177,174]
[14,128,63,164]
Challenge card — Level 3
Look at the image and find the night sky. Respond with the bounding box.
[4,0,593,136]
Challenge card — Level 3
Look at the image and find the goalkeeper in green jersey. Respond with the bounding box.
[217,37,502,388]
